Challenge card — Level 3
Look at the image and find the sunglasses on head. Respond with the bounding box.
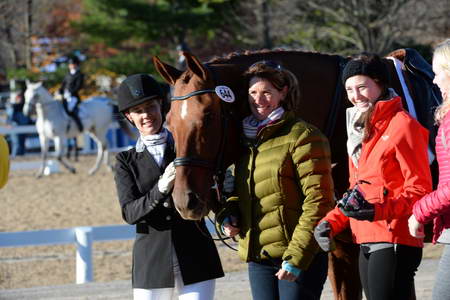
[249,60,283,71]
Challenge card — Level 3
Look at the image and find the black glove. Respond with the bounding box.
[314,221,335,252]
[337,187,375,221]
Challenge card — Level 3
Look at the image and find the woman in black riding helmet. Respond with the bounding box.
[114,73,223,300]
[59,56,84,132]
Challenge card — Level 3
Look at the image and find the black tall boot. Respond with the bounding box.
[70,107,83,132]
[72,114,83,132]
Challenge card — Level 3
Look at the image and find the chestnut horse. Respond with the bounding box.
[154,50,349,218]
[153,49,440,300]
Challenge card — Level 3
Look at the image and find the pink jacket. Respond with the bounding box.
[413,112,450,243]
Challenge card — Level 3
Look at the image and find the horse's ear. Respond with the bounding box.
[152,56,183,85]
[184,52,209,81]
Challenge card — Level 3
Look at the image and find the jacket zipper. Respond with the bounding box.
[249,143,258,260]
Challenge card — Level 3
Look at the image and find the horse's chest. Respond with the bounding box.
[37,117,69,137]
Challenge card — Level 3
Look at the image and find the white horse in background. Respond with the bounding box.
[23,81,114,177]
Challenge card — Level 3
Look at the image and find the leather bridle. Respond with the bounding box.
[170,71,232,183]
[170,77,237,251]
[171,89,222,171]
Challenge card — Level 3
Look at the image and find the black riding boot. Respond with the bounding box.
[70,107,83,132]
[72,114,83,132]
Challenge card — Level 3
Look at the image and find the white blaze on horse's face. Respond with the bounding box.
[180,100,188,120]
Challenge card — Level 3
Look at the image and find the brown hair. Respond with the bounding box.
[244,61,301,114]
[345,53,392,141]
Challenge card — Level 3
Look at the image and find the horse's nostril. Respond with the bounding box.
[187,192,199,210]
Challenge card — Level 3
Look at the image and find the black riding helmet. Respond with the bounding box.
[117,74,165,113]
[68,56,81,66]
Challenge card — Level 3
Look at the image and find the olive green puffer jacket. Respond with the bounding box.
[218,112,334,270]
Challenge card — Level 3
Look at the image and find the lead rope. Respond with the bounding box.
[192,164,238,251]
[202,64,239,251]
[211,174,238,251]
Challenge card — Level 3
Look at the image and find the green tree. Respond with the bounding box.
[76,0,236,47]
[290,0,448,55]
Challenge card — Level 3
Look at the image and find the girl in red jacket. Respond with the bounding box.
[314,53,432,300]
[409,39,450,300]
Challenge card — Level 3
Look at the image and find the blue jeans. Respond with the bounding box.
[433,244,450,300]
[248,251,328,300]
[7,107,30,156]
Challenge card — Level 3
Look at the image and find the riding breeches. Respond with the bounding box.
[133,251,216,300]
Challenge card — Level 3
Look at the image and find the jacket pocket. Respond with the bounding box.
[277,206,290,243]
[359,184,386,204]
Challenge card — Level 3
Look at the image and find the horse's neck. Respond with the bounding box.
[36,95,68,124]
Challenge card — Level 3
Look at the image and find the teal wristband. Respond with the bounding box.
[281,261,301,277]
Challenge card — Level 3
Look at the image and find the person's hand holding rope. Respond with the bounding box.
[222,215,239,237]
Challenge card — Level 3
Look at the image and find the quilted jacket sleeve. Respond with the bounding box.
[413,182,450,224]
[0,135,9,189]
[413,118,450,224]
[283,126,334,270]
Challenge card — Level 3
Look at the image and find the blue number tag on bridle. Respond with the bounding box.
[215,86,235,103]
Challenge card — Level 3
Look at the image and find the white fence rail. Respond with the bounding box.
[0,224,135,284]
[0,222,216,285]
[0,125,37,135]
[0,122,135,155]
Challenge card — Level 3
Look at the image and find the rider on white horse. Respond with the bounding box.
[59,56,84,132]
[24,82,114,177]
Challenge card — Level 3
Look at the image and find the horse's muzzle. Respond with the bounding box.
[174,190,209,221]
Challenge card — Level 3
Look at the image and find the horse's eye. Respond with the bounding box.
[204,112,214,124]
[182,74,191,83]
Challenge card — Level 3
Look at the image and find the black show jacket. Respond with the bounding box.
[59,69,84,99]
[114,142,224,289]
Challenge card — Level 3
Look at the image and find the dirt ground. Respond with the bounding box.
[0,155,443,290]
[0,154,245,289]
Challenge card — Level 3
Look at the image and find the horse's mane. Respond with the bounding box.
[206,48,341,64]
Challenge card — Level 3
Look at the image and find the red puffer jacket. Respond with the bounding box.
[323,97,432,247]
[413,112,450,243]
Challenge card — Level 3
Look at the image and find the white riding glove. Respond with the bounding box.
[158,162,176,194]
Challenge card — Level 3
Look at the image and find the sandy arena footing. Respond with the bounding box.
[0,258,438,300]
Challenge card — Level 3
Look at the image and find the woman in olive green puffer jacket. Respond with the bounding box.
[218,60,334,300]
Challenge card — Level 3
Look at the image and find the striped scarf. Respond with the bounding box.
[242,107,285,139]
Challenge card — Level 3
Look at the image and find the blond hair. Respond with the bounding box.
[433,39,450,124]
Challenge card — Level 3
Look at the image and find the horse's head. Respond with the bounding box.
[153,53,238,220]
[23,81,43,117]
[23,81,55,117]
